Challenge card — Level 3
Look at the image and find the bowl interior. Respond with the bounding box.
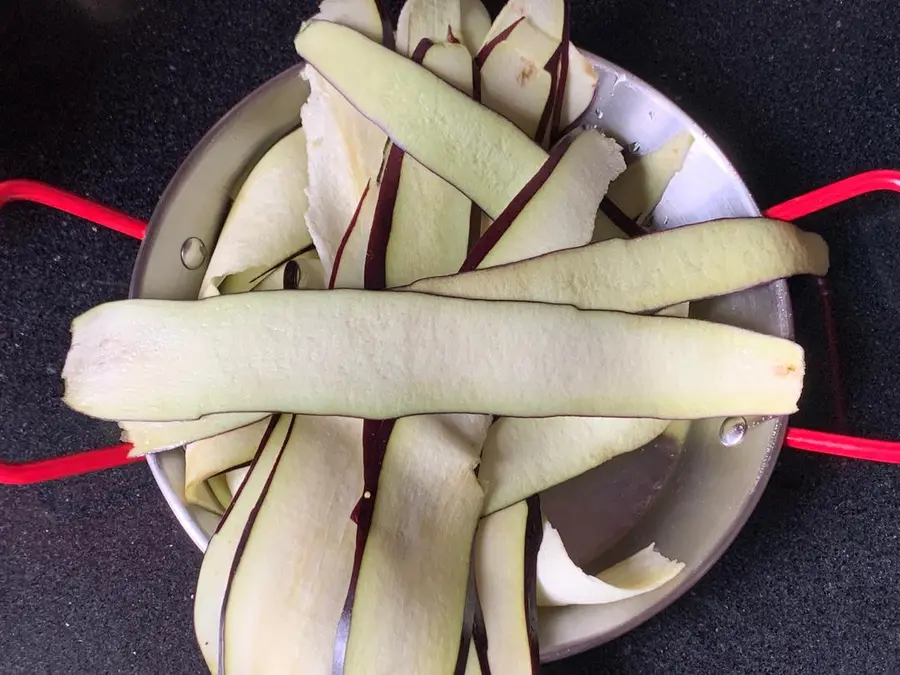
[131,56,791,662]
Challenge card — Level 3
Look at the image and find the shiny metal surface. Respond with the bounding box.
[132,53,792,661]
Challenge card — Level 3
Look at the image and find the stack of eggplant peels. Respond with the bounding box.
[60,1,829,673]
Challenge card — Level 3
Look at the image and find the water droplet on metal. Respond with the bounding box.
[719,417,748,447]
[180,237,207,270]
[629,142,642,153]
[594,108,604,119]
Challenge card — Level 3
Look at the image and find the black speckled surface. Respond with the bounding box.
[2,1,900,673]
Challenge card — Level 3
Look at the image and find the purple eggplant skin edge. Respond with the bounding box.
[246,241,317,286]
[461,135,575,271]
[329,183,372,289]
[213,415,281,535]
[216,415,296,674]
[548,0,571,146]
[332,418,395,675]
[453,561,481,675]
[366,36,475,291]
[598,196,651,238]
[523,495,543,673]
[363,146,405,290]
[474,17,526,68]
[472,592,492,673]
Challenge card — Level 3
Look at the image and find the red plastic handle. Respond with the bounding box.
[0,444,141,486]
[0,179,147,240]
[785,428,900,464]
[764,170,900,222]
[764,169,900,463]
[0,179,144,484]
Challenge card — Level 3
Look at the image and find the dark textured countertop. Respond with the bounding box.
[2,0,900,673]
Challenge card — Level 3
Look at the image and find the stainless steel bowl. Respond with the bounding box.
[132,53,792,662]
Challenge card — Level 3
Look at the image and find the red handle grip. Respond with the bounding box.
[0,179,147,239]
[764,169,900,463]
[0,179,144,484]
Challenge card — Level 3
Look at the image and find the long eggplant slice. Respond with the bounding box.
[341,414,488,674]
[341,43,487,670]
[300,0,391,279]
[295,20,548,219]
[472,497,542,674]
[193,414,290,673]
[63,291,805,422]
[407,217,829,312]
[382,43,477,288]
[220,415,364,674]
[341,37,595,670]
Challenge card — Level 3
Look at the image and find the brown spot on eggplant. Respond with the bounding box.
[517,59,538,86]
[776,363,799,376]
